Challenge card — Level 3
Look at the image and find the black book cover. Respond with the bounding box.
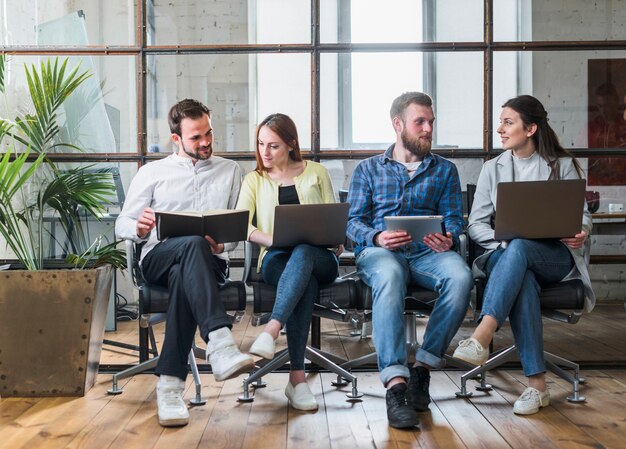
[155,209,249,243]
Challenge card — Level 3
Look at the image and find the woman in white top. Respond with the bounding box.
[452,95,594,415]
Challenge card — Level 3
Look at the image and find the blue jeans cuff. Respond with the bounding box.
[415,348,446,369]
[380,364,410,386]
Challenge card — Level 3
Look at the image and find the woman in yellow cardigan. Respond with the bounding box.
[236,113,342,411]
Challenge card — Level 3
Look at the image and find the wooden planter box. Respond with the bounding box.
[0,265,113,397]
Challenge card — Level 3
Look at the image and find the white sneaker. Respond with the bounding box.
[249,332,275,359]
[285,382,318,411]
[513,387,550,415]
[206,327,254,381]
[156,375,189,427]
[453,337,489,365]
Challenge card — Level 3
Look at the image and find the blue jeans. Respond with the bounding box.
[480,239,574,377]
[356,246,472,385]
[261,244,339,371]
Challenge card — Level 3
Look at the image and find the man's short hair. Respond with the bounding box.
[168,99,211,136]
[390,92,433,121]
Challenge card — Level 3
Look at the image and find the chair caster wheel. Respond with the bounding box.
[331,378,349,387]
[346,392,363,400]
[455,391,473,398]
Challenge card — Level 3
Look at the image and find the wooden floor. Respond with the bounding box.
[1,303,625,449]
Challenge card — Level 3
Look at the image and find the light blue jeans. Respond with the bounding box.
[261,244,339,371]
[480,238,574,377]
[356,246,472,385]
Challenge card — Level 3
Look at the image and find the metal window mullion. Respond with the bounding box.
[484,0,494,161]
[311,0,320,161]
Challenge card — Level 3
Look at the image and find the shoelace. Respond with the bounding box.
[389,389,410,407]
[213,344,240,359]
[459,339,482,352]
[519,388,542,403]
[159,388,184,407]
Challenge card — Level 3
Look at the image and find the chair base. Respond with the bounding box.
[335,313,476,389]
[455,345,587,403]
[108,344,207,406]
[238,346,363,403]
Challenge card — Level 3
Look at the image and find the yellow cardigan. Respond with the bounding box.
[236,161,336,270]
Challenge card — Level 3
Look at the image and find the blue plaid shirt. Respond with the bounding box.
[346,145,464,256]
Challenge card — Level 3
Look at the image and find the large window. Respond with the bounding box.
[2,0,626,176]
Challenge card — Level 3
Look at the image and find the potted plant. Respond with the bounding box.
[0,56,125,397]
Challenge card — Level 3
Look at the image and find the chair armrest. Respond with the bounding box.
[124,239,140,290]
[243,241,253,284]
[457,233,467,262]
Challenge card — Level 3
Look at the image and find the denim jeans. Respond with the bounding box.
[261,244,339,371]
[356,246,472,385]
[480,238,574,377]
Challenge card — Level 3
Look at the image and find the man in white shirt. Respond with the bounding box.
[116,99,253,427]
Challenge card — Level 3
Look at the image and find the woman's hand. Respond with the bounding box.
[249,229,273,248]
[334,244,344,257]
[561,230,587,250]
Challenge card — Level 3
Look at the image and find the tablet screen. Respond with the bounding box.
[384,215,446,242]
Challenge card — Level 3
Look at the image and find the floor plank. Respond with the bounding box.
[2,303,626,449]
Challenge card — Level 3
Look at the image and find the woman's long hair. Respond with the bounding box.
[254,113,303,174]
[503,95,584,179]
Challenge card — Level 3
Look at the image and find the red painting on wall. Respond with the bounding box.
[587,59,626,186]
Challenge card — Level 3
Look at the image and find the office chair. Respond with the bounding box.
[107,239,247,405]
[237,241,363,403]
[455,184,587,403]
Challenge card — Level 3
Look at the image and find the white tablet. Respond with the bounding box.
[384,215,446,242]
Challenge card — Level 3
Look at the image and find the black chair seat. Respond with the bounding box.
[141,281,247,315]
[474,278,585,314]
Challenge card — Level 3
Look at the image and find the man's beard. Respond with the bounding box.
[181,141,212,160]
[401,127,431,159]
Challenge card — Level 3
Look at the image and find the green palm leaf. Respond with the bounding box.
[16,57,91,153]
[0,57,124,270]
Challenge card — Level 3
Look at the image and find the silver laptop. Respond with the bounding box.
[494,179,586,240]
[272,203,349,247]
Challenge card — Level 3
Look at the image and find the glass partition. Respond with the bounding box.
[320,51,483,151]
[0,55,137,154]
[149,0,311,45]
[494,0,626,42]
[320,0,484,43]
[146,53,311,153]
[0,2,136,46]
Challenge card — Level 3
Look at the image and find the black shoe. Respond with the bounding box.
[408,366,431,412]
[385,383,419,429]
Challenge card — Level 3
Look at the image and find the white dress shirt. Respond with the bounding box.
[115,153,243,263]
